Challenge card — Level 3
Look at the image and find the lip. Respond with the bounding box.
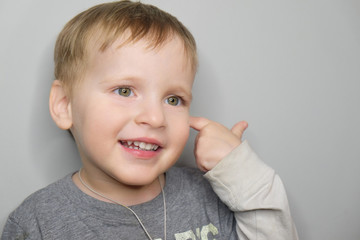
[118,137,163,159]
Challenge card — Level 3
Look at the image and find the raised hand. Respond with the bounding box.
[189,117,248,172]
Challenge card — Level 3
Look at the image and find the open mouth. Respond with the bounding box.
[120,140,160,151]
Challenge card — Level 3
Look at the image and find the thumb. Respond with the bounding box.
[231,121,248,139]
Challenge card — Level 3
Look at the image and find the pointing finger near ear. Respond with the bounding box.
[231,121,248,139]
[189,116,212,132]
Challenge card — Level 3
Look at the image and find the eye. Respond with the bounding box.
[166,96,181,106]
[115,87,133,97]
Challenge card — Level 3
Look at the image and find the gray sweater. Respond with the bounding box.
[2,141,299,240]
[1,167,237,240]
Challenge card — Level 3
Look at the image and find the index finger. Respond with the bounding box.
[189,116,212,131]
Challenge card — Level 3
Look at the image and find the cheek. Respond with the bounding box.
[71,104,120,148]
[168,113,190,147]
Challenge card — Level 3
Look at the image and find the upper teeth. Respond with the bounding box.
[123,141,159,151]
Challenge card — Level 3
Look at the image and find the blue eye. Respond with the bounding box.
[115,87,132,97]
[166,96,181,106]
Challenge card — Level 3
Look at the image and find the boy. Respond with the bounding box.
[2,1,298,239]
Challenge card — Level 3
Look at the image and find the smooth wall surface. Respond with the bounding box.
[1,1,359,239]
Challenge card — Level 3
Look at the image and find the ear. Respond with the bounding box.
[49,80,73,130]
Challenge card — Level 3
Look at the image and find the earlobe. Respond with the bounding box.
[49,80,73,130]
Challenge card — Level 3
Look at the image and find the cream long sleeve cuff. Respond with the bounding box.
[204,140,299,240]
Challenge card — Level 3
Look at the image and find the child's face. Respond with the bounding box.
[69,35,194,187]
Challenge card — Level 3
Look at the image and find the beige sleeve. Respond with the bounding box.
[204,140,299,240]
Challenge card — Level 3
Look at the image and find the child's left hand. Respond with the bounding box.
[190,117,248,172]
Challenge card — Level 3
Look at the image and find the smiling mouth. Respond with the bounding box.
[120,140,160,151]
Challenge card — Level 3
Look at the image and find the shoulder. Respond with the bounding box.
[167,166,217,199]
[7,173,73,228]
[168,166,207,185]
[165,167,237,238]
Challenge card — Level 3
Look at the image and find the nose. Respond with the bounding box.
[134,100,166,128]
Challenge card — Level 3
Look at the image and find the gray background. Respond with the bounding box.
[1,0,359,239]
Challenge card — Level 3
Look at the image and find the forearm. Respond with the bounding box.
[204,140,298,240]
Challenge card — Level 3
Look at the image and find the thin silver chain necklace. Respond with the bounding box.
[78,169,167,240]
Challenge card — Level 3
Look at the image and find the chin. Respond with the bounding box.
[114,168,164,187]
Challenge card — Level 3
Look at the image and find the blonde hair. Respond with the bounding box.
[54,0,197,96]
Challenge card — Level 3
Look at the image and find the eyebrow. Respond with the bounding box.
[164,79,193,99]
[170,84,194,102]
[98,75,139,86]
[176,86,193,102]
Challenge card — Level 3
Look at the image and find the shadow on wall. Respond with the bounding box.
[29,39,81,183]
[177,51,227,168]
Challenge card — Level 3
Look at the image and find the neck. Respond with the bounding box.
[73,169,165,206]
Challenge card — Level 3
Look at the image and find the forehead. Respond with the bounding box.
[86,34,195,80]
[85,29,195,70]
